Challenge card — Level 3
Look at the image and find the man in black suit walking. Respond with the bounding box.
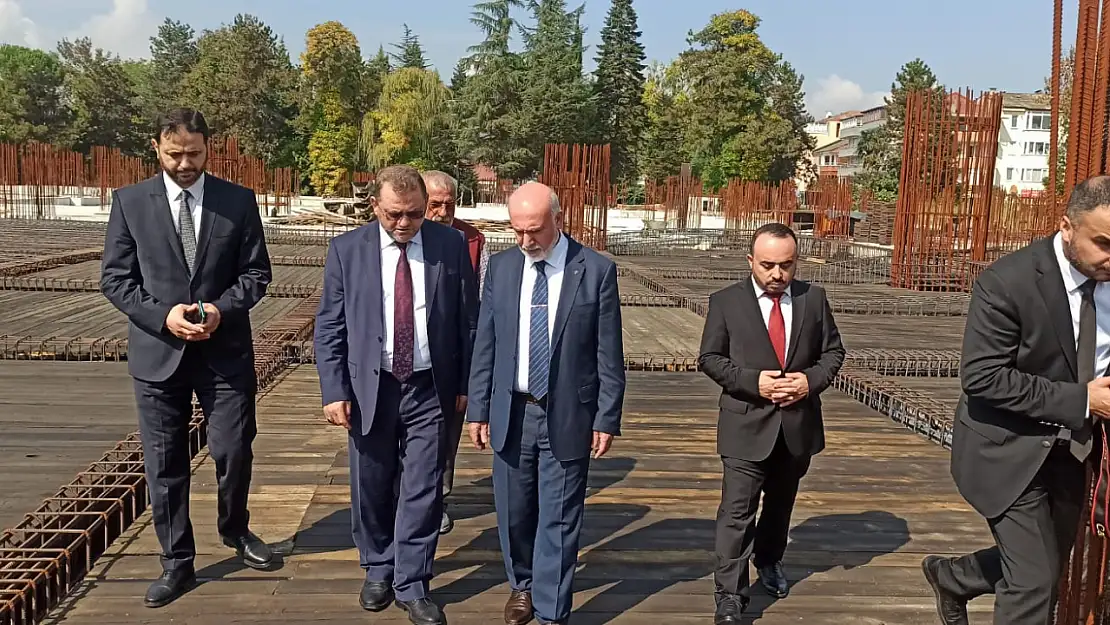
[922,177,1110,625]
[698,222,845,623]
[100,108,274,608]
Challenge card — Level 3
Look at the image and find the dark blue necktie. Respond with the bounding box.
[528,260,550,399]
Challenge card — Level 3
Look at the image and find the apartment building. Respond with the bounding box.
[994,92,1052,196]
[805,107,888,182]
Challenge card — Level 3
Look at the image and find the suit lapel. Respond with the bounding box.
[1035,240,1078,380]
[552,240,585,351]
[422,225,442,316]
[364,225,384,328]
[504,249,524,358]
[741,280,783,367]
[149,175,189,274]
[785,282,806,368]
[191,175,218,281]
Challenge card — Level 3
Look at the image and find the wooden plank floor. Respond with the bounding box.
[43,368,996,624]
[621,307,705,356]
[836,314,967,351]
[0,361,138,532]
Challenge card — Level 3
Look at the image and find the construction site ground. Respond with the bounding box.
[0,220,993,624]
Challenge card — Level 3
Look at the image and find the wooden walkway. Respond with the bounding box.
[41,369,996,624]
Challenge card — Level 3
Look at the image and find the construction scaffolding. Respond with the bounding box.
[539,143,611,250]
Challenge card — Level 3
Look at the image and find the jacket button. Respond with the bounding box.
[1043,440,1052,448]
[378,336,383,343]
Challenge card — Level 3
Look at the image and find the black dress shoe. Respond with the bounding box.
[440,509,454,535]
[221,531,273,570]
[396,597,446,625]
[757,561,789,598]
[144,568,197,608]
[713,592,747,624]
[360,580,394,611]
[921,556,969,625]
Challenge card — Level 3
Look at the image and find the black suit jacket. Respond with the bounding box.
[698,279,846,461]
[100,174,272,383]
[951,236,1089,519]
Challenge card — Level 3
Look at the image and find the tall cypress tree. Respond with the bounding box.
[593,0,646,184]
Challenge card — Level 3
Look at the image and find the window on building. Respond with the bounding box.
[1007,167,1014,181]
[1011,115,1020,129]
[1027,112,1051,130]
[1024,141,1049,155]
[1022,168,1047,182]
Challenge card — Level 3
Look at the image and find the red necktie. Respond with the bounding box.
[767,293,786,368]
[393,242,414,381]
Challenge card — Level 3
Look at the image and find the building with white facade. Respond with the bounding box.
[994,92,1052,196]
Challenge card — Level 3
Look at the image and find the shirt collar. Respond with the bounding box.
[751,276,792,300]
[163,171,205,204]
[525,232,568,270]
[1054,232,1091,294]
[379,221,423,250]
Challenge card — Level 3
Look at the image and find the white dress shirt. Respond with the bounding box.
[1053,233,1110,417]
[752,277,793,358]
[163,171,204,242]
[379,223,431,373]
[515,234,569,392]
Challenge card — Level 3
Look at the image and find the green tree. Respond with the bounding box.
[361,67,452,170]
[639,60,689,181]
[675,11,810,188]
[452,0,528,177]
[511,0,596,176]
[856,58,943,201]
[145,19,199,117]
[0,45,70,144]
[391,24,428,70]
[1043,46,1073,194]
[450,58,471,93]
[301,21,366,196]
[184,14,299,164]
[593,0,647,184]
[56,38,146,154]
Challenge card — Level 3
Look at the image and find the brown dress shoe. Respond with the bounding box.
[504,589,534,625]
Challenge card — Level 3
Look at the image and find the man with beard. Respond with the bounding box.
[421,169,487,535]
[314,164,478,625]
[922,176,1110,625]
[100,108,274,608]
[467,182,625,625]
[697,222,845,623]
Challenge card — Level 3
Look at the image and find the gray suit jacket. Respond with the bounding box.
[100,174,272,383]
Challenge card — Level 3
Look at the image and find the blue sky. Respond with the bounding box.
[1,0,1075,117]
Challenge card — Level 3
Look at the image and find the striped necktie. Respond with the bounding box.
[178,189,197,275]
[528,260,550,400]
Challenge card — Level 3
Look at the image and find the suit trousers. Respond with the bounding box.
[133,344,258,573]
[715,431,812,599]
[493,395,590,624]
[934,444,1084,625]
[443,407,466,498]
[349,369,444,602]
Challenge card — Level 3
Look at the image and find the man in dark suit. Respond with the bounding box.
[921,176,1110,625]
[314,164,478,625]
[100,108,274,608]
[467,182,626,625]
[698,222,845,623]
[421,169,488,535]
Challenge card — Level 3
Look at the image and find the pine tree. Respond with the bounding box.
[391,24,428,69]
[450,58,470,93]
[593,0,646,184]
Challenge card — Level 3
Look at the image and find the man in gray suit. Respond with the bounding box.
[921,176,1110,625]
[100,108,273,608]
[467,182,626,625]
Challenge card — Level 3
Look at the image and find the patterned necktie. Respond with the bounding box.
[1071,279,1097,460]
[528,260,550,400]
[178,189,197,275]
[392,241,415,382]
[767,293,786,368]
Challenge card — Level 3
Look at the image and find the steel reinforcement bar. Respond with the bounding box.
[0,336,127,361]
[0,277,316,298]
[0,250,102,278]
[832,366,956,449]
[0,292,320,625]
[269,254,326,267]
[843,349,961,376]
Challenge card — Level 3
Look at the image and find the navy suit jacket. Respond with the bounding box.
[314,220,479,436]
[100,174,272,383]
[467,235,626,461]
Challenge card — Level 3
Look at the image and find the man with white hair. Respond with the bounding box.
[467,182,626,625]
[421,169,488,535]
